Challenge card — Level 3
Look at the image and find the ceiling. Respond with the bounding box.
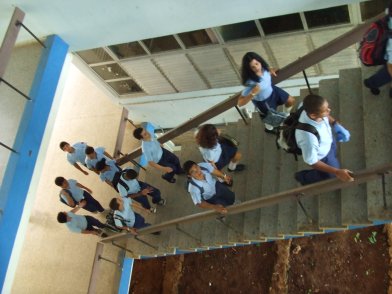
[0,0,363,51]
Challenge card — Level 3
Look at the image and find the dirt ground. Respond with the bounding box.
[130,225,389,294]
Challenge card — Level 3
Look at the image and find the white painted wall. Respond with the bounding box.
[0,0,363,51]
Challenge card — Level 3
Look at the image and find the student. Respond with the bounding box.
[237,52,295,131]
[57,204,107,237]
[59,141,89,175]
[183,160,235,214]
[54,176,105,213]
[109,197,159,235]
[196,124,244,172]
[117,168,165,213]
[294,94,354,185]
[95,158,122,191]
[363,3,392,98]
[85,145,115,173]
[133,127,183,184]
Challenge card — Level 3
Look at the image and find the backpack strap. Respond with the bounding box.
[188,180,205,200]
[296,122,320,142]
[113,213,129,228]
[117,171,129,191]
[59,189,78,207]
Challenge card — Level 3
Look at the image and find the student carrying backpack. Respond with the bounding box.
[359,16,391,67]
[276,106,320,161]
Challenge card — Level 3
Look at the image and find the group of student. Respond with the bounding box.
[55,50,363,239]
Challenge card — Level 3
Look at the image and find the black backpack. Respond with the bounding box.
[105,210,122,232]
[276,107,320,161]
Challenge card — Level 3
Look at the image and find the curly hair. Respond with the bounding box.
[241,52,270,85]
[196,124,218,149]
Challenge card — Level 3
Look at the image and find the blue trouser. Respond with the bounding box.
[297,139,340,185]
[132,181,161,210]
[133,213,150,229]
[85,215,105,231]
[158,148,182,182]
[205,182,235,207]
[83,191,105,213]
[365,64,391,89]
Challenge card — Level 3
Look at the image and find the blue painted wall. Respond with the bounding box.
[0,35,68,290]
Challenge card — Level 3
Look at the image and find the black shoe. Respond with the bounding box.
[161,175,176,183]
[152,231,161,235]
[100,232,109,238]
[157,198,166,206]
[228,164,245,172]
[364,79,380,95]
[294,172,304,185]
[389,88,392,98]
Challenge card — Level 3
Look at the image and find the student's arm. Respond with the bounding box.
[197,201,227,214]
[311,161,353,182]
[128,186,154,199]
[131,201,150,214]
[73,163,88,175]
[76,182,92,194]
[237,84,260,107]
[148,161,173,173]
[211,169,232,184]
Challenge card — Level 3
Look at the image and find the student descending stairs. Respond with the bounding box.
[121,66,392,257]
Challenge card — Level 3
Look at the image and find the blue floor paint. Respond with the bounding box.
[0,35,68,290]
[118,258,133,294]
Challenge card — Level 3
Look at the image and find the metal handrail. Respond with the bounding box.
[116,12,383,166]
[101,163,392,243]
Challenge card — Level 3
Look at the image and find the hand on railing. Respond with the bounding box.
[335,169,354,182]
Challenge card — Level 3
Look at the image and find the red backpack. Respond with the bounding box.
[359,16,389,66]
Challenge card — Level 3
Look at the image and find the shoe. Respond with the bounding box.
[150,207,157,213]
[294,172,305,185]
[216,215,226,222]
[389,88,392,98]
[228,164,245,172]
[363,79,380,95]
[100,232,109,238]
[157,198,166,206]
[161,175,176,183]
[152,231,161,235]
[264,128,278,135]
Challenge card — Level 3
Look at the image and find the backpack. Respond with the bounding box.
[105,210,122,232]
[359,16,390,67]
[276,107,320,161]
[185,166,209,200]
[59,189,78,207]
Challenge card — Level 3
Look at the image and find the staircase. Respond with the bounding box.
[123,67,392,257]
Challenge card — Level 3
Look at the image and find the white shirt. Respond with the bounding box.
[295,110,333,165]
[188,163,216,205]
[199,143,222,163]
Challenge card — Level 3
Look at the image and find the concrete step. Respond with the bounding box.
[258,132,281,240]
[361,66,392,221]
[317,78,345,230]
[226,119,252,244]
[243,114,265,242]
[338,68,371,226]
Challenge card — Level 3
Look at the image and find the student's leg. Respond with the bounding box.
[133,213,151,229]
[85,215,105,230]
[139,181,162,204]
[207,182,235,207]
[364,64,391,93]
[82,191,105,213]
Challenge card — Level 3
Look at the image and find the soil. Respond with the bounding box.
[130,225,390,294]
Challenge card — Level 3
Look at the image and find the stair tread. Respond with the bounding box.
[361,66,392,220]
[338,68,370,225]
[243,115,265,241]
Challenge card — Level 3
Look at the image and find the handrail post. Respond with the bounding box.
[234,105,248,125]
[296,193,314,224]
[176,224,202,244]
[98,255,121,267]
[380,172,388,209]
[134,236,158,250]
[112,241,134,254]
[302,70,313,95]
[0,142,18,153]
[0,77,31,100]
[15,21,46,48]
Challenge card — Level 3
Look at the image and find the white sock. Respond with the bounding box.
[264,123,274,130]
[228,161,237,170]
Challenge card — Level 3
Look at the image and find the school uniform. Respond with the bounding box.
[66,212,105,234]
[113,198,149,229]
[98,160,122,189]
[117,170,162,210]
[199,141,237,170]
[85,147,114,170]
[60,179,104,213]
[188,163,235,207]
[67,142,87,166]
[295,111,340,185]
[142,131,182,182]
